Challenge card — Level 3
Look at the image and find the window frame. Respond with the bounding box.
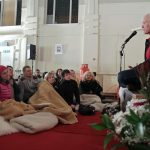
[0,0,3,26]
[15,0,22,25]
[46,0,78,24]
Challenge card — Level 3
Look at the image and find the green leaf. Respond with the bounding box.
[91,123,107,131]
[135,122,145,138]
[104,133,114,150]
[102,114,115,130]
[111,143,125,150]
[125,115,138,124]
[141,113,150,124]
[125,109,140,125]
[129,109,140,122]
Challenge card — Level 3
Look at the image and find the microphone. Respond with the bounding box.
[124,30,137,44]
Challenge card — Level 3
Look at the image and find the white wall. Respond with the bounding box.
[36,0,150,75]
[99,2,150,74]
[37,24,83,72]
[3,0,148,92]
[36,1,85,72]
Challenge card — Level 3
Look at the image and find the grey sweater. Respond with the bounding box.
[18,77,41,103]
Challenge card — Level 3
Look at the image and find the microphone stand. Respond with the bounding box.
[120,42,126,71]
[119,31,137,71]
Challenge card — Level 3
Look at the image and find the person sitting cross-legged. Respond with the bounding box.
[58,69,80,111]
[79,71,103,99]
[44,71,59,92]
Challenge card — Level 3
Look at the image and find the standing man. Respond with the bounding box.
[118,14,150,111]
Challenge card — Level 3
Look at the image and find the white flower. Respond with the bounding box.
[110,98,150,145]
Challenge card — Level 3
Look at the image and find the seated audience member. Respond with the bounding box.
[118,13,150,111]
[79,71,103,99]
[18,66,41,103]
[55,68,62,86]
[42,71,48,79]
[35,69,42,81]
[18,74,23,80]
[0,65,13,101]
[70,69,80,85]
[93,72,97,77]
[59,69,80,110]
[29,76,78,124]
[44,72,58,91]
[7,66,20,101]
[50,70,55,75]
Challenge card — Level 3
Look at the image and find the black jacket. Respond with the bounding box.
[59,79,80,105]
[79,80,103,98]
[13,79,21,101]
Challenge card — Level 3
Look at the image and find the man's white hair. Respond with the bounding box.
[144,13,150,21]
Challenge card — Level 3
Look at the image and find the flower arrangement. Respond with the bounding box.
[92,99,150,150]
[92,70,150,150]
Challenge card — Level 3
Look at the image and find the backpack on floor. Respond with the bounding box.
[78,104,95,116]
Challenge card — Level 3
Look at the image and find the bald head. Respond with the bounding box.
[142,13,150,34]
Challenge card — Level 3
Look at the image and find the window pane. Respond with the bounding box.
[55,0,70,24]
[0,1,1,22]
[71,0,78,23]
[47,0,54,24]
[16,0,22,25]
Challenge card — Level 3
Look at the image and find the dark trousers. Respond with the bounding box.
[118,68,141,91]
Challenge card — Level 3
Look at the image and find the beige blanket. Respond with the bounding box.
[29,80,78,124]
[10,112,58,134]
[80,94,106,112]
[80,94,118,112]
[0,99,36,120]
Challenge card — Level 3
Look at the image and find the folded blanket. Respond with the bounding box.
[0,99,36,120]
[10,112,58,134]
[80,94,106,112]
[29,80,78,124]
[0,116,18,136]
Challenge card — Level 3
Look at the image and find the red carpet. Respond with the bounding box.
[0,112,126,150]
[53,112,107,136]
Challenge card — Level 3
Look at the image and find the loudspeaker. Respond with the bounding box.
[27,44,36,60]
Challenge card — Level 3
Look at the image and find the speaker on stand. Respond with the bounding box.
[27,44,36,72]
